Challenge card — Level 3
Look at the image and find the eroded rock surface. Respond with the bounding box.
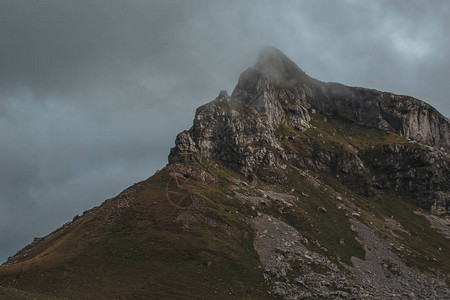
[253,214,356,299]
[232,47,450,151]
[253,214,450,299]
[168,91,288,182]
[362,144,449,213]
[351,220,449,299]
[169,47,449,213]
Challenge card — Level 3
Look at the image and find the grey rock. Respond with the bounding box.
[232,47,450,151]
[168,47,450,213]
[317,206,327,214]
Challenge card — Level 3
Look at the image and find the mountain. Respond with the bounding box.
[1,47,449,299]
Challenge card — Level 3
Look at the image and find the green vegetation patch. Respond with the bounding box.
[277,113,409,159]
[255,166,365,266]
[373,194,450,282]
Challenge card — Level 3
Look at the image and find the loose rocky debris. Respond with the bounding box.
[385,217,408,233]
[253,214,450,299]
[234,188,296,209]
[414,211,450,240]
[253,214,357,299]
[350,220,449,299]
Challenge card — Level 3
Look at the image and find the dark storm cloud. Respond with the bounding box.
[0,0,449,262]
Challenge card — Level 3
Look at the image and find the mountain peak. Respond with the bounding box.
[253,47,308,85]
[255,46,288,64]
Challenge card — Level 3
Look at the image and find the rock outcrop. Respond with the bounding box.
[168,91,287,182]
[362,144,449,214]
[311,85,450,151]
[232,47,450,151]
[169,46,449,214]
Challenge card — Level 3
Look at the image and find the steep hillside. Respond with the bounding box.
[1,48,449,299]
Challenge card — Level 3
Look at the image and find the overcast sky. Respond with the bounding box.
[0,0,449,263]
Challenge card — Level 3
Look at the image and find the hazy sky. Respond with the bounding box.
[0,0,449,262]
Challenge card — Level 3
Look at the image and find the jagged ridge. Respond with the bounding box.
[169,47,449,214]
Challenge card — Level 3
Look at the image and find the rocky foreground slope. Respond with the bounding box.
[0,48,449,299]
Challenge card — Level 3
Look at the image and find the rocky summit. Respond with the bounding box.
[170,47,449,214]
[1,47,449,299]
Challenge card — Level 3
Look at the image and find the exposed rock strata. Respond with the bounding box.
[232,47,450,151]
[169,47,449,213]
[169,91,287,182]
[362,144,449,213]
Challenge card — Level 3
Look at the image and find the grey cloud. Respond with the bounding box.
[0,0,449,262]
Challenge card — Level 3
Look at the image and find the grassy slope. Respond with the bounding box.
[0,170,271,299]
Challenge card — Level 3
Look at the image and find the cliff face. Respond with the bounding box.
[168,91,287,182]
[233,47,450,151]
[169,47,449,214]
[311,84,450,151]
